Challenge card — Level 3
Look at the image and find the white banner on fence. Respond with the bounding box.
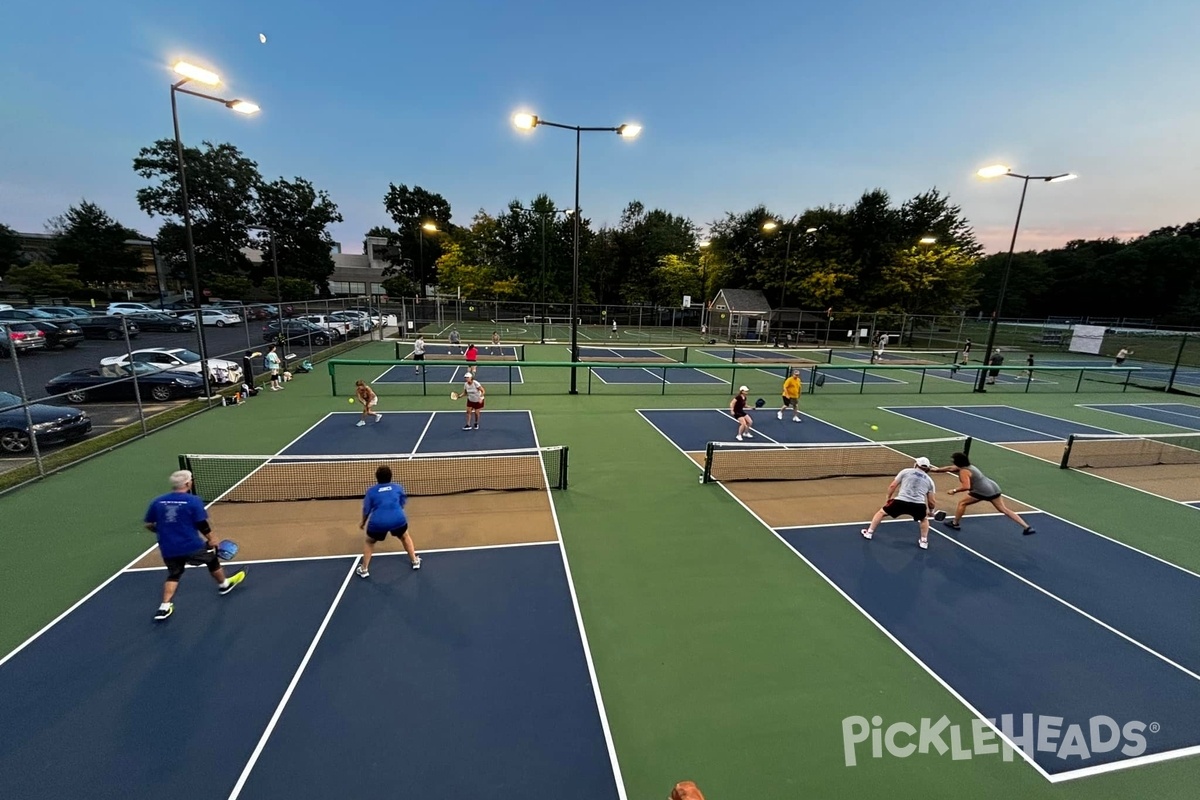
[1070,324,1106,355]
[682,295,692,308]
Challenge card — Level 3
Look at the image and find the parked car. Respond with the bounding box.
[262,319,334,346]
[45,361,207,403]
[346,307,385,326]
[296,314,351,337]
[100,347,243,385]
[0,309,84,348]
[329,311,371,334]
[0,391,92,454]
[125,312,197,333]
[75,315,141,341]
[30,306,96,320]
[160,300,198,312]
[0,322,47,358]
[108,302,168,317]
[189,309,242,327]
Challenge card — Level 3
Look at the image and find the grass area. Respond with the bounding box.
[3,337,1200,798]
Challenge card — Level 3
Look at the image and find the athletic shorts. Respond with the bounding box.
[881,499,928,521]
[781,396,798,408]
[467,399,484,410]
[732,410,748,419]
[366,522,409,542]
[968,491,1001,501]
[413,353,425,361]
[162,547,220,576]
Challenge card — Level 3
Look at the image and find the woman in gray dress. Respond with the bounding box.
[935,452,1036,535]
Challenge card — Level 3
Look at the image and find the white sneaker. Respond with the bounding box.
[860,529,874,540]
[793,416,801,423]
[411,557,422,570]
[355,565,369,579]
[777,411,783,420]
[736,434,744,441]
[918,539,929,550]
[745,431,754,438]
[356,420,366,427]
[374,413,383,423]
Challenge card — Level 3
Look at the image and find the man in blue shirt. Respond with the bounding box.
[144,470,245,621]
[357,464,421,578]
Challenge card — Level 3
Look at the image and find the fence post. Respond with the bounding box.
[124,317,150,436]
[9,336,46,477]
[1167,333,1188,392]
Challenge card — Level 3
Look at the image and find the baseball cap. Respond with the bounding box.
[914,457,932,469]
[738,385,749,392]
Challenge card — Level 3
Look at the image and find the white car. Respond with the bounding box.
[296,314,350,337]
[108,302,169,317]
[99,348,244,385]
[330,310,375,331]
[190,309,242,327]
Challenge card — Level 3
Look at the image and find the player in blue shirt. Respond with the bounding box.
[144,470,245,621]
[357,464,421,578]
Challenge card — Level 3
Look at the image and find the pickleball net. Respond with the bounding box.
[866,350,960,366]
[577,345,690,363]
[1060,432,1200,469]
[393,342,526,361]
[180,446,568,502]
[701,436,971,483]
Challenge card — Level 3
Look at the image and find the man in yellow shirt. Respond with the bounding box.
[778,368,803,422]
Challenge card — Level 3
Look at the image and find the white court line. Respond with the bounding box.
[226,560,359,800]
[1078,403,1200,429]
[0,413,337,668]
[530,412,628,799]
[408,412,437,458]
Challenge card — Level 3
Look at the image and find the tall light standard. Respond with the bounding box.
[974,164,1077,392]
[762,219,818,341]
[513,112,641,394]
[170,61,259,399]
[418,221,438,295]
[248,225,285,334]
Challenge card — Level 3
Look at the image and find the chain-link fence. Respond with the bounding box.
[0,296,388,490]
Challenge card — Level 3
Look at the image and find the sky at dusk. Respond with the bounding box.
[2,0,1198,254]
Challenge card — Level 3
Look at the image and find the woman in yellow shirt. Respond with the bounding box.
[778,369,803,422]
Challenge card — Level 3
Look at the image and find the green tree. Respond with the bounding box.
[434,240,494,298]
[652,254,704,306]
[382,184,453,290]
[255,177,343,294]
[133,139,261,286]
[0,223,20,278]
[878,245,978,315]
[973,251,1051,317]
[47,201,144,286]
[5,262,84,302]
[276,277,317,301]
[206,274,256,300]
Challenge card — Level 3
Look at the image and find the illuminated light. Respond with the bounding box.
[173,61,221,86]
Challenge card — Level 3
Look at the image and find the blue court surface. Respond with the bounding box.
[278,410,538,455]
[637,407,865,453]
[375,363,524,385]
[882,405,1118,443]
[591,366,726,385]
[774,512,1200,779]
[1041,359,1200,388]
[1078,403,1200,431]
[0,547,621,800]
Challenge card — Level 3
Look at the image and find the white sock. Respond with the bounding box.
[218,579,229,589]
[159,602,171,611]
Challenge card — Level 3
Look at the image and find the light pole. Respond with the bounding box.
[248,225,285,334]
[170,61,259,399]
[513,112,641,394]
[973,164,1076,392]
[762,219,818,341]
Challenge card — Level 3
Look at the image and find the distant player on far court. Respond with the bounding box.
[611,319,618,339]
[778,369,803,422]
[491,330,501,354]
[357,464,420,578]
[730,385,754,441]
[1115,347,1134,366]
[860,456,938,550]
[144,470,245,621]
[464,342,478,376]
[354,379,382,426]
[448,328,462,354]
[412,335,426,374]
[932,452,1036,535]
[461,371,485,430]
[961,338,972,365]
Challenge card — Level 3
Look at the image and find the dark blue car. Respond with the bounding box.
[45,361,206,403]
[0,391,92,454]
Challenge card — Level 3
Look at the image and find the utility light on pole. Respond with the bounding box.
[973,163,1076,392]
[762,219,820,339]
[170,60,259,399]
[513,111,641,394]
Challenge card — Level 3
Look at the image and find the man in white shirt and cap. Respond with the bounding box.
[860,456,940,550]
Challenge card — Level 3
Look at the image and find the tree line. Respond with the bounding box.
[0,135,1196,326]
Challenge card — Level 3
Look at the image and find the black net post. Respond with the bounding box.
[1059,435,1075,469]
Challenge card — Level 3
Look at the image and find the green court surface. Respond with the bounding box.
[4,340,1200,799]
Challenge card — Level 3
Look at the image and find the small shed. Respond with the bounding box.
[707,289,772,343]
